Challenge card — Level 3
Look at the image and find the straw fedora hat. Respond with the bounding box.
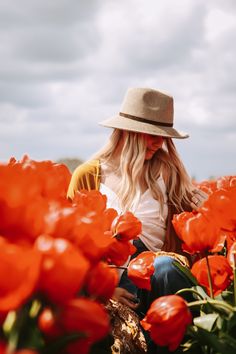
[100,87,189,139]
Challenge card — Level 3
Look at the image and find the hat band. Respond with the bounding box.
[119,112,173,127]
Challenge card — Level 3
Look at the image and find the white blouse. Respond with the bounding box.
[100,176,168,252]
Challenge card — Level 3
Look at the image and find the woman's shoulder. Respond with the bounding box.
[73,159,100,176]
[67,159,101,199]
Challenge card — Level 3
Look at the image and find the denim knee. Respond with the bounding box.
[151,256,179,294]
[152,256,193,294]
[153,255,175,274]
[138,255,194,316]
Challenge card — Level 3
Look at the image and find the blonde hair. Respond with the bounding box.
[93,129,193,214]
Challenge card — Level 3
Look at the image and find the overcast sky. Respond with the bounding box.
[0,0,235,181]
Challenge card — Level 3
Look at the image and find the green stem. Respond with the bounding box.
[6,331,19,354]
[176,288,205,300]
[187,299,235,312]
[205,254,214,299]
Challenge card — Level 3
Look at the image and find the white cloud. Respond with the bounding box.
[205,7,236,41]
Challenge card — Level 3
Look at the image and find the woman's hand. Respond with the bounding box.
[190,188,209,210]
[112,287,139,310]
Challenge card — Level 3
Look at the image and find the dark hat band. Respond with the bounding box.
[119,112,173,127]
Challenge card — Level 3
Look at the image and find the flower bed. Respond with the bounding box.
[0,156,141,354]
[134,176,236,353]
[0,156,236,353]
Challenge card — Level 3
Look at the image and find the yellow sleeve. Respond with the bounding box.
[67,159,101,200]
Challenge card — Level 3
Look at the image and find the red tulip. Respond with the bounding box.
[106,239,137,266]
[173,211,224,254]
[66,339,91,354]
[38,307,62,338]
[35,235,90,304]
[127,251,156,290]
[72,189,107,214]
[191,255,233,296]
[0,313,7,326]
[193,179,217,194]
[72,222,115,263]
[59,298,109,348]
[111,211,142,241]
[0,341,7,354]
[85,262,118,301]
[172,211,196,241]
[0,156,71,204]
[102,208,118,232]
[141,295,192,351]
[0,238,41,313]
[227,242,236,268]
[0,157,72,244]
[50,202,116,263]
[200,188,236,232]
[217,176,236,189]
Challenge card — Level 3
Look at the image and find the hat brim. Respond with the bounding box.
[99,115,189,139]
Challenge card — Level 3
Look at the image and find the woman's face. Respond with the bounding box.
[140,133,164,160]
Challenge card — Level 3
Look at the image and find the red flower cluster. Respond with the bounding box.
[141,295,192,351]
[196,176,236,233]
[0,156,141,353]
[37,298,109,354]
[193,175,236,195]
[172,176,236,255]
[172,211,225,254]
[172,175,236,300]
[130,175,236,353]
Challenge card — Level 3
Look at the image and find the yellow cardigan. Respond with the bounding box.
[67,159,101,197]
[67,159,187,256]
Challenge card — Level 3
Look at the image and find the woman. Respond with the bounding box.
[67,87,207,353]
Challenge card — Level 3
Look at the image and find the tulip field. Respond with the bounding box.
[0,156,236,353]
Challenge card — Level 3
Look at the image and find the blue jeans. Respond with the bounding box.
[119,238,194,301]
[119,239,194,353]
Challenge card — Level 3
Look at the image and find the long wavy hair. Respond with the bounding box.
[93,129,193,214]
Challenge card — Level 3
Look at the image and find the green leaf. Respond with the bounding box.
[18,326,44,350]
[5,298,44,350]
[205,301,234,317]
[179,339,204,354]
[219,285,234,306]
[193,313,219,332]
[227,312,236,332]
[189,326,236,354]
[219,332,236,348]
[41,332,86,354]
[192,286,211,300]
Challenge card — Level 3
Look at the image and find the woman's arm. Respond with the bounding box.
[112,288,139,310]
[67,159,100,199]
